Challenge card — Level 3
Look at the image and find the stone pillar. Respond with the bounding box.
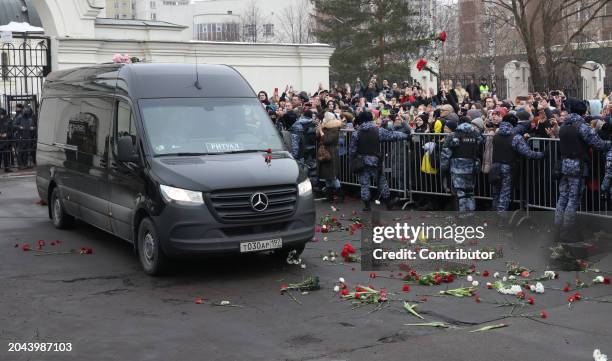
[410,60,438,94]
[503,60,530,101]
[580,61,605,100]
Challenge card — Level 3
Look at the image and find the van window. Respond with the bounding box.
[113,100,137,155]
[139,98,283,155]
[80,97,113,156]
[58,98,81,147]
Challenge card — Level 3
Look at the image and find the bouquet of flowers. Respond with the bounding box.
[415,58,439,77]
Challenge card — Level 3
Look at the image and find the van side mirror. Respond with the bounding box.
[117,136,140,163]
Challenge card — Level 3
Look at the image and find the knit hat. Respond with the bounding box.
[467,109,482,120]
[516,110,531,121]
[471,117,484,131]
[493,107,508,117]
[445,120,457,131]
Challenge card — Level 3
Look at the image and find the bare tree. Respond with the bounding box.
[277,0,315,44]
[241,0,264,42]
[484,0,611,91]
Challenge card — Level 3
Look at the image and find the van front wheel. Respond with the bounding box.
[137,218,169,276]
[50,187,74,229]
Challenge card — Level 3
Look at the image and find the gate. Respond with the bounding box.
[0,33,51,112]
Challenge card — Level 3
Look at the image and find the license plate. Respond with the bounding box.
[240,238,282,253]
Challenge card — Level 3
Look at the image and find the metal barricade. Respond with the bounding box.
[527,137,611,217]
[0,138,37,170]
[335,129,409,199]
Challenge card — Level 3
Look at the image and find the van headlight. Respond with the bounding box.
[298,179,312,196]
[160,184,204,205]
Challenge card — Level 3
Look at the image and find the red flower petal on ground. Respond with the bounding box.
[604,277,611,285]
[341,289,349,296]
[567,296,575,303]
[563,284,570,292]
[38,240,45,247]
[438,31,447,42]
[482,270,490,277]
[195,297,203,304]
[402,284,410,292]
[528,297,535,305]
[573,292,582,301]
[540,310,548,319]
[22,244,31,251]
[369,272,377,279]
[416,58,427,71]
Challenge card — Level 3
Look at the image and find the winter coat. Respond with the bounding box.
[317,118,343,180]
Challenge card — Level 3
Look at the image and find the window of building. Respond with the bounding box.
[150,1,156,9]
[195,23,240,41]
[263,23,274,37]
[151,13,157,20]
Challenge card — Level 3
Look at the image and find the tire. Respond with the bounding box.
[50,187,74,229]
[137,217,170,276]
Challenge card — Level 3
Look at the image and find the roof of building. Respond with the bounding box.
[95,18,187,29]
[0,0,41,27]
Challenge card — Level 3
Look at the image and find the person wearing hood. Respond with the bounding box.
[490,114,544,219]
[317,112,344,203]
[554,99,611,245]
[440,121,482,217]
[349,110,409,211]
[290,110,318,185]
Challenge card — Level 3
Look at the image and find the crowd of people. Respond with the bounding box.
[0,104,38,172]
[260,75,612,245]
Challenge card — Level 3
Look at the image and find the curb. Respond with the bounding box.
[0,171,36,179]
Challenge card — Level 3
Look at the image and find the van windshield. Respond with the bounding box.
[139,98,283,156]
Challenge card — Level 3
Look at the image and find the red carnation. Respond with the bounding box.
[341,289,349,296]
[563,284,570,292]
[416,58,427,71]
[402,284,410,293]
[195,297,203,304]
[516,291,525,299]
[482,270,489,277]
[528,297,535,305]
[79,247,93,255]
[355,292,361,298]
[438,31,447,42]
[266,148,272,153]
[369,272,377,279]
[604,277,611,285]
[573,292,582,301]
[22,243,31,251]
[540,310,548,319]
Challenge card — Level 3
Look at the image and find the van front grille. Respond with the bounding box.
[207,185,298,223]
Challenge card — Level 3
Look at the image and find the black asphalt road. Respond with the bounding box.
[1,176,611,361]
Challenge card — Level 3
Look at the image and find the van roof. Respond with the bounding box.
[44,63,256,99]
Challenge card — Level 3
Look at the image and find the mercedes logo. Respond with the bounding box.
[250,192,269,212]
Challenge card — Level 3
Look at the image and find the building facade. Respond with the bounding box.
[105,0,134,20]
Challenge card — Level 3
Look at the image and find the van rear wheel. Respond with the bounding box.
[137,217,170,276]
[50,187,74,229]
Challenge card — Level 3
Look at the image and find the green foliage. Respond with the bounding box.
[313,0,428,83]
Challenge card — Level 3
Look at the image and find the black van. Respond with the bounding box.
[36,63,315,275]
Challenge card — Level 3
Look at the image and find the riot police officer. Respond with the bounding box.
[440,121,482,217]
[349,110,409,211]
[0,108,12,172]
[555,100,611,243]
[490,114,544,219]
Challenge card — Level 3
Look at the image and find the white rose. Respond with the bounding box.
[467,275,473,282]
[333,285,340,292]
[535,282,545,294]
[339,277,345,283]
[594,276,604,284]
[493,272,500,278]
[472,280,479,287]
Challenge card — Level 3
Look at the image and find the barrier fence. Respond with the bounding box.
[330,130,611,218]
[0,138,37,169]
